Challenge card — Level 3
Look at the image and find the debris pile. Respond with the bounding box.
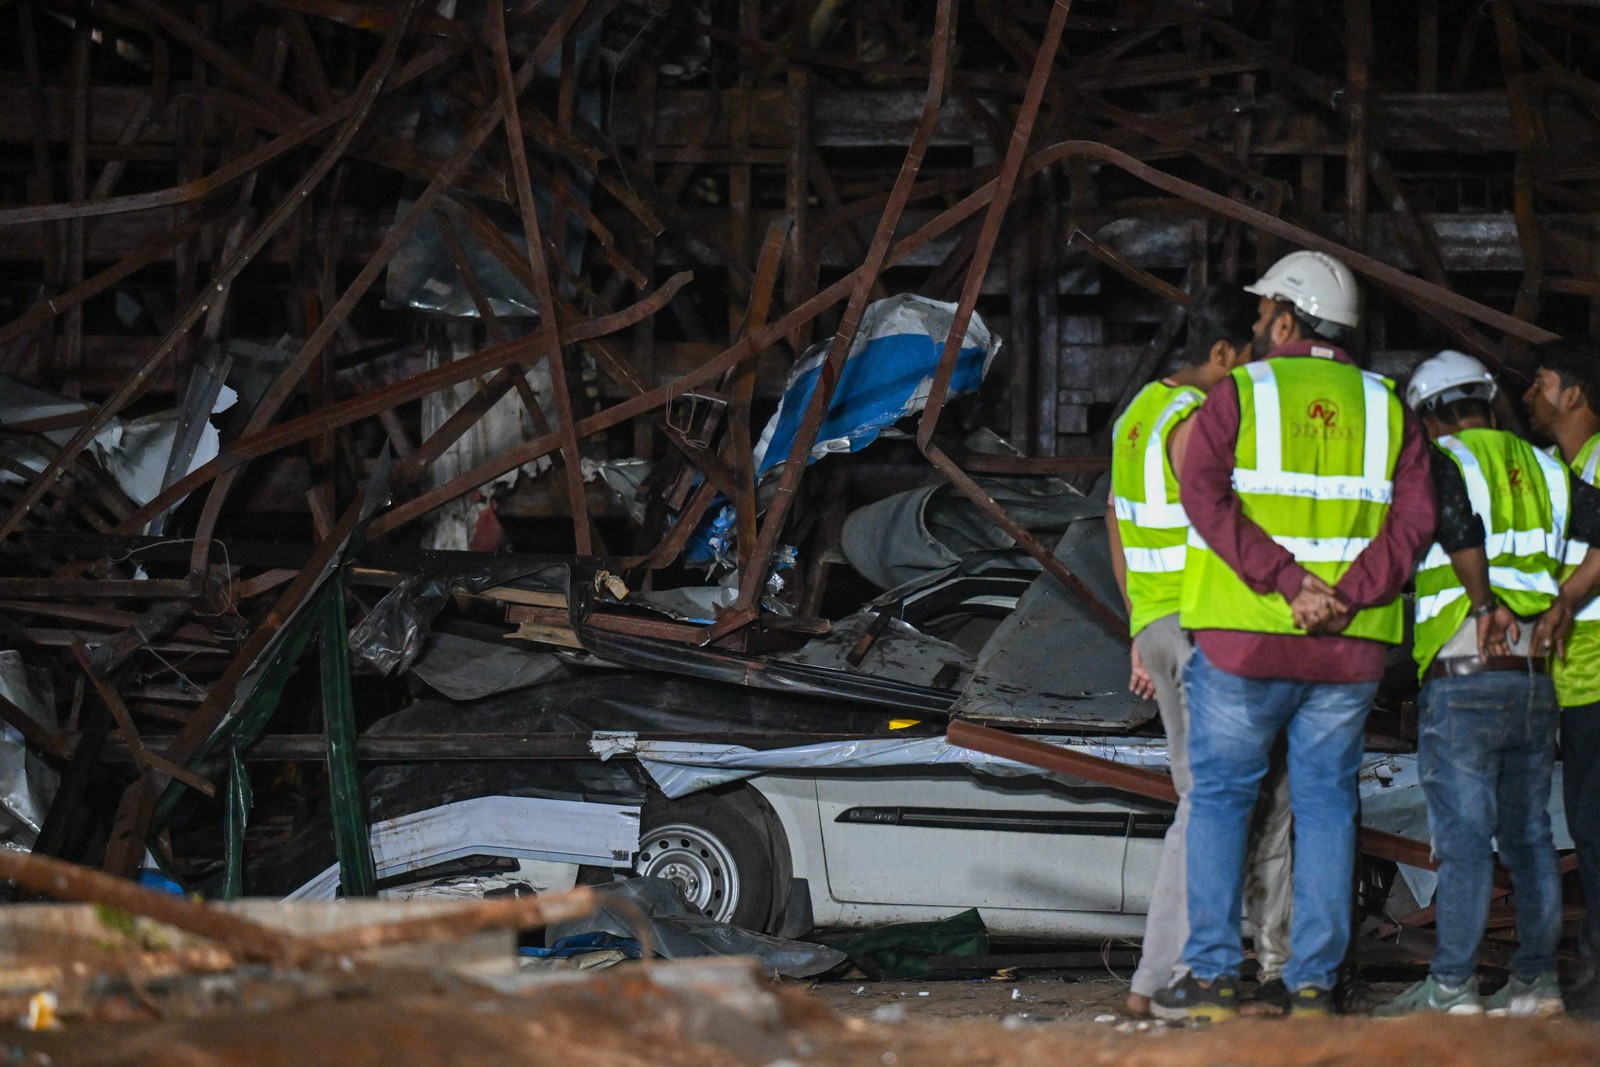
[0,0,1592,994]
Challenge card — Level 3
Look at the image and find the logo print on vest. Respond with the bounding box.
[1128,422,1142,443]
[1508,465,1524,489]
[1307,398,1339,427]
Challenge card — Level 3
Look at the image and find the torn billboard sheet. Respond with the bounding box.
[0,375,235,511]
[948,491,1153,729]
[545,877,846,978]
[0,652,58,849]
[635,735,1174,799]
[752,295,1001,475]
[419,328,556,552]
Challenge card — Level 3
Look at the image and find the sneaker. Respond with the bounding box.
[1485,973,1564,1018]
[1240,976,1290,1016]
[1151,974,1239,1023]
[1289,985,1335,1017]
[1375,975,1483,1017]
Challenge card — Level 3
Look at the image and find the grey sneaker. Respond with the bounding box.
[1375,975,1483,1017]
[1485,972,1564,1018]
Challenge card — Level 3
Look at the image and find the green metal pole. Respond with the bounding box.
[319,581,376,897]
[220,746,252,900]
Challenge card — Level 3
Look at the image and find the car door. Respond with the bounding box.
[814,767,1131,913]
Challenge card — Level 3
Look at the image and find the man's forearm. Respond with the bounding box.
[1560,547,1600,610]
[1447,545,1494,609]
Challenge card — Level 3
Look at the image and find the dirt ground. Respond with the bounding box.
[12,962,1600,1067]
[807,971,1136,1024]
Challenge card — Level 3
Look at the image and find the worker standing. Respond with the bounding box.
[1152,252,1436,1021]
[1106,285,1294,1018]
[1522,337,1600,1016]
[1377,351,1600,1017]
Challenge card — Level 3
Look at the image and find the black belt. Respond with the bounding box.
[1426,655,1546,680]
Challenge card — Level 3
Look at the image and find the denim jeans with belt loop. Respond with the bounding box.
[1181,648,1376,992]
[1418,668,1562,986]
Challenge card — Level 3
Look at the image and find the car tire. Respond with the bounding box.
[633,790,776,932]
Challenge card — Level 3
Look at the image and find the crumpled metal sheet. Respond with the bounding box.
[947,489,1153,729]
[285,795,639,900]
[0,651,58,850]
[0,373,235,512]
[778,611,972,689]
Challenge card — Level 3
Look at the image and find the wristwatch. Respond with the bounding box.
[1471,597,1500,619]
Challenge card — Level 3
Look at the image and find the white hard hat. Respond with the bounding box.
[1405,349,1498,411]
[1244,250,1361,332]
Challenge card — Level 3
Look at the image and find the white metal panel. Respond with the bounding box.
[286,795,639,901]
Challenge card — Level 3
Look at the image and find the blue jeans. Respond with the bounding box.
[1182,648,1376,991]
[1419,670,1561,985]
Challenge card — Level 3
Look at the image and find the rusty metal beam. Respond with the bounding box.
[0,0,425,544]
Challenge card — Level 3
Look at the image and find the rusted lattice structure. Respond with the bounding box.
[0,0,1594,884]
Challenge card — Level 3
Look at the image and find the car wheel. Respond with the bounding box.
[633,791,776,931]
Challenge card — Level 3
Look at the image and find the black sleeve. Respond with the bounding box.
[1569,477,1600,547]
[1430,445,1485,553]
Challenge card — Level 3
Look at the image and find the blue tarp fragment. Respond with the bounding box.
[751,294,1000,475]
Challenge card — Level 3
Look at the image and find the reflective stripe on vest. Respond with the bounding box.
[1112,382,1205,636]
[1178,357,1404,643]
[1411,429,1569,677]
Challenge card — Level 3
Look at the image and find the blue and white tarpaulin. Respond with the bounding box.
[751,295,1001,476]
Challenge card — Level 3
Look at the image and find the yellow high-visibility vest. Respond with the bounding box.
[1412,428,1569,678]
[1111,381,1204,636]
[1179,356,1405,642]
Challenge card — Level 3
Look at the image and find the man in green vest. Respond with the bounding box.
[1153,251,1437,1022]
[1377,350,1600,1017]
[1523,336,1600,1014]
[1106,284,1293,1018]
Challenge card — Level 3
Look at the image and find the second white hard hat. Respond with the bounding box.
[1405,349,1498,411]
[1244,250,1361,332]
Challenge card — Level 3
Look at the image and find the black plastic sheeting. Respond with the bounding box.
[349,560,569,675]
